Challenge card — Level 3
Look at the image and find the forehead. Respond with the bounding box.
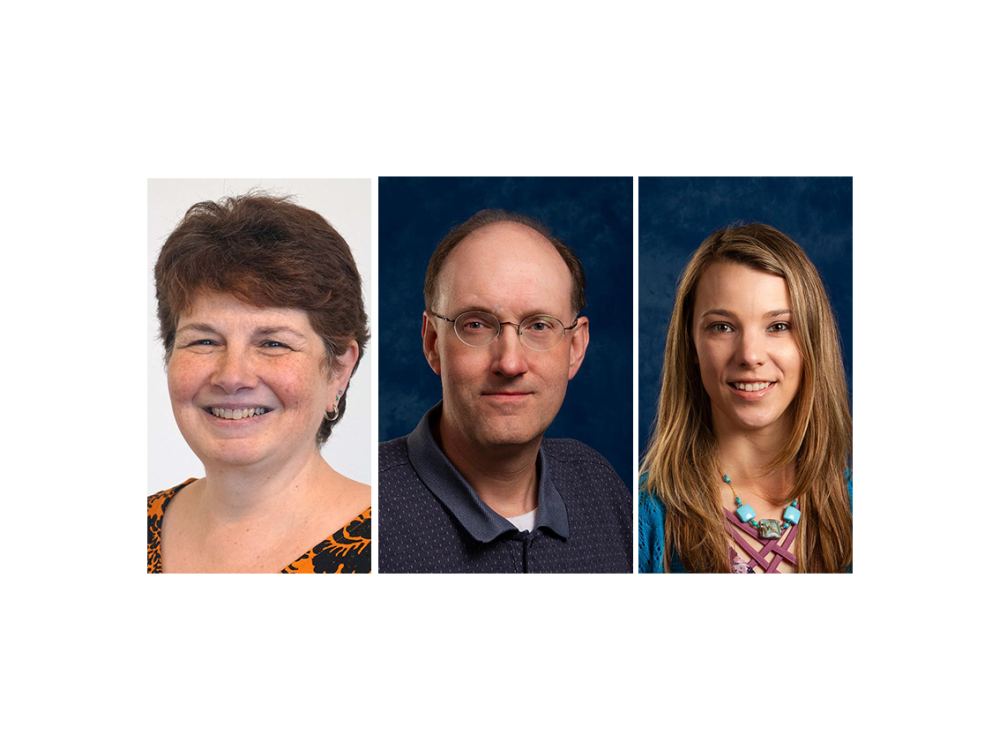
[178,289,315,331]
[436,222,574,316]
[693,262,791,315]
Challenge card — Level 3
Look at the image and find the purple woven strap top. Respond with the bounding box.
[724,508,798,574]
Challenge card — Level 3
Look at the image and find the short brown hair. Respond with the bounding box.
[423,209,587,316]
[154,192,369,444]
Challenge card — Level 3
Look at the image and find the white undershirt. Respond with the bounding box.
[505,507,538,533]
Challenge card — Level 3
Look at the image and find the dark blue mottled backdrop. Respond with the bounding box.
[639,176,853,457]
[379,177,633,487]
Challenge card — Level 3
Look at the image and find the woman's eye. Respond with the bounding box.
[261,340,290,349]
[709,323,733,333]
[769,322,792,332]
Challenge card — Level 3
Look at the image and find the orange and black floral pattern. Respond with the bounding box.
[147,479,371,574]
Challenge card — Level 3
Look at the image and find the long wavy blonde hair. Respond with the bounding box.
[640,224,853,573]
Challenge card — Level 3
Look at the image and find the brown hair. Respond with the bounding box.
[154,192,369,444]
[640,223,852,573]
[423,209,587,317]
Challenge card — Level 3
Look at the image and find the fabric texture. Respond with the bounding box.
[638,470,852,574]
[147,479,371,574]
[378,404,632,573]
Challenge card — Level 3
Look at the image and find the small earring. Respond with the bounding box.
[324,391,343,422]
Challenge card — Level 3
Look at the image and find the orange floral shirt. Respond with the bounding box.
[147,479,371,573]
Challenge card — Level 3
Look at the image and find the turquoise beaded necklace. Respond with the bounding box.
[722,472,800,540]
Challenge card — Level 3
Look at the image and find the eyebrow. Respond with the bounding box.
[701,308,792,319]
[454,307,567,320]
[175,323,308,340]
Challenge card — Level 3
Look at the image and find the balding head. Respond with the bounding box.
[423,209,586,316]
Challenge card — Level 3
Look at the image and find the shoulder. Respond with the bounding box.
[378,436,416,501]
[148,478,197,517]
[377,436,433,513]
[637,472,666,573]
[337,476,372,519]
[148,478,196,575]
[287,508,372,574]
[845,468,853,572]
[542,438,630,496]
[542,437,612,464]
[638,472,666,520]
[638,472,666,529]
[378,435,411,472]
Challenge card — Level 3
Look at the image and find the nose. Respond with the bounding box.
[210,348,259,393]
[490,323,529,378]
[737,329,766,369]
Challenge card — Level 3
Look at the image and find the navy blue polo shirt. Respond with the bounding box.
[378,404,632,573]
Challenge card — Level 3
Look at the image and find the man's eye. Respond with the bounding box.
[186,339,215,347]
[527,320,554,331]
[462,318,494,331]
[261,340,290,349]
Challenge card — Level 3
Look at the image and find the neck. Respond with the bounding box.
[714,410,795,502]
[198,448,334,527]
[436,410,541,518]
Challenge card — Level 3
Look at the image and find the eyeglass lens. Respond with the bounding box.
[454,311,565,351]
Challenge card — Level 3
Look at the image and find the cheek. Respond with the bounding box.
[693,340,726,383]
[166,357,202,402]
[540,357,571,387]
[273,366,328,410]
[439,348,486,386]
[778,344,804,382]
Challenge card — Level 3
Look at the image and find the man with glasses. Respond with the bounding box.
[379,209,632,573]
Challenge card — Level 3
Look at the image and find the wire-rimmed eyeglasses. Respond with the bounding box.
[430,310,579,351]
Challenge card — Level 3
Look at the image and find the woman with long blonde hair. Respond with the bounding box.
[639,223,852,573]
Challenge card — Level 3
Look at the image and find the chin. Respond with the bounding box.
[728,405,792,433]
[196,445,268,468]
[473,420,544,448]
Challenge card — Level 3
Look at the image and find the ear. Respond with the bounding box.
[567,316,589,381]
[327,341,360,411]
[422,312,442,375]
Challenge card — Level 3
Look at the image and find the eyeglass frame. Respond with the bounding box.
[428,310,580,351]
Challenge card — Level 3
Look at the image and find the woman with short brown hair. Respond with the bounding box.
[148,192,371,573]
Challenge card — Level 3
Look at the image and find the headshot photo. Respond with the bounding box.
[378,177,633,573]
[638,177,852,574]
[147,178,372,573]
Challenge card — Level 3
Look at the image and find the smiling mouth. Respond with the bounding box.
[204,407,271,420]
[727,381,776,400]
[729,381,775,392]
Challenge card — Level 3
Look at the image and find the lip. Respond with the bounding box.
[482,392,532,402]
[728,382,776,401]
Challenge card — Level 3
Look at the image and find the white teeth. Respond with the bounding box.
[734,382,772,391]
[211,407,267,419]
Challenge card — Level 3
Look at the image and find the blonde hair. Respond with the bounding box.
[640,224,852,573]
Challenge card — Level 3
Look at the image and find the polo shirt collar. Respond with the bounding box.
[405,403,570,543]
